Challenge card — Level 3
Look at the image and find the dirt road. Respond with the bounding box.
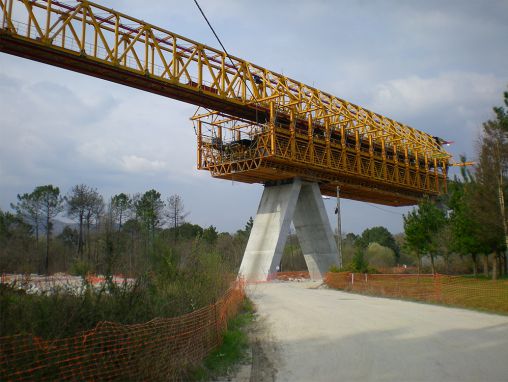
[247,281,508,382]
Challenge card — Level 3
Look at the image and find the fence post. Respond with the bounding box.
[214,302,221,347]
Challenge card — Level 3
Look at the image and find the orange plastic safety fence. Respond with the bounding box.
[325,273,508,314]
[0,281,245,381]
[275,271,310,281]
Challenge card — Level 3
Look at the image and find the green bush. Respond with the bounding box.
[1,239,235,339]
[69,259,92,277]
[329,249,378,274]
[365,243,395,268]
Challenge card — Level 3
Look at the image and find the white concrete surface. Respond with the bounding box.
[1,273,134,294]
[248,281,508,382]
[239,179,301,281]
[239,179,339,282]
[293,183,339,279]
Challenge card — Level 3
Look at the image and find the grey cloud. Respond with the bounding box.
[1,1,507,234]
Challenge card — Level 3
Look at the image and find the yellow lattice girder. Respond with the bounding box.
[193,105,448,206]
[0,0,452,205]
[0,0,450,163]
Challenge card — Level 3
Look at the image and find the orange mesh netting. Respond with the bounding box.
[0,281,245,381]
[325,272,508,314]
[274,271,310,281]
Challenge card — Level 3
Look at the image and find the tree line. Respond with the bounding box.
[403,88,508,280]
[2,88,507,280]
[1,186,251,276]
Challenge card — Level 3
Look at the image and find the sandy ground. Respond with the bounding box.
[246,281,508,382]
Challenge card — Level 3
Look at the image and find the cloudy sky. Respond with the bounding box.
[1,0,507,234]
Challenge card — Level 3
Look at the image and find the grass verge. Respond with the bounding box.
[191,298,256,381]
[325,273,508,315]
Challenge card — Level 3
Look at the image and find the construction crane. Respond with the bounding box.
[0,0,452,206]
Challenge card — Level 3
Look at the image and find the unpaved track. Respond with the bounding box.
[247,281,508,382]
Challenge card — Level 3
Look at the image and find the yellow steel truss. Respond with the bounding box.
[194,105,447,206]
[0,0,450,205]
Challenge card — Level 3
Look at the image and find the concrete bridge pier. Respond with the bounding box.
[238,178,340,282]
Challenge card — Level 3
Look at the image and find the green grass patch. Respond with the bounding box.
[461,274,508,281]
[191,298,256,381]
[325,273,508,314]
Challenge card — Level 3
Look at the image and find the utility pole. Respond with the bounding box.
[495,141,507,280]
[497,166,507,281]
[336,186,343,268]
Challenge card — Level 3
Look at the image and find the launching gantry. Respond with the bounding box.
[193,107,449,206]
[0,0,451,207]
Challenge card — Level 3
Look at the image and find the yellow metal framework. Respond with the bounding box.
[0,0,451,205]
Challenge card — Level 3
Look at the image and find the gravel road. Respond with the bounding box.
[247,281,508,382]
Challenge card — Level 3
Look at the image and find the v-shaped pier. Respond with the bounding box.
[239,178,340,281]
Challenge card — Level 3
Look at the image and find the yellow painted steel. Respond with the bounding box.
[449,161,474,167]
[0,0,451,205]
[194,107,447,205]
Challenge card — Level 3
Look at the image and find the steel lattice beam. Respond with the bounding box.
[0,0,451,205]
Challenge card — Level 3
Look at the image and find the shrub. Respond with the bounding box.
[1,239,235,338]
[329,249,378,274]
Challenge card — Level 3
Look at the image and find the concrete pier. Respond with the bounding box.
[239,179,339,282]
